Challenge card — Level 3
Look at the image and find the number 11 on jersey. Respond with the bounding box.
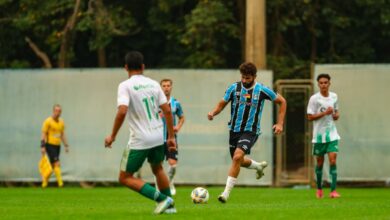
[142,96,159,121]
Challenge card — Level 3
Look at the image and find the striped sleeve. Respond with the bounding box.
[176,101,184,117]
[261,86,277,101]
[223,83,236,102]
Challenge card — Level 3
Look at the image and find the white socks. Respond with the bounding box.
[168,165,176,181]
[222,176,237,198]
[248,159,260,169]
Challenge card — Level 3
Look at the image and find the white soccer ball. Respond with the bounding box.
[191,187,209,204]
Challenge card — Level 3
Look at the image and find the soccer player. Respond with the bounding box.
[160,79,185,196]
[307,73,341,199]
[40,104,69,188]
[104,51,177,214]
[208,62,286,203]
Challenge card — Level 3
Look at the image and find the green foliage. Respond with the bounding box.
[0,0,389,70]
[180,0,239,68]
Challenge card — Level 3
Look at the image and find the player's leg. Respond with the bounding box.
[52,161,63,187]
[149,145,175,214]
[47,144,63,187]
[119,147,169,207]
[218,147,245,203]
[313,142,327,198]
[166,144,178,195]
[327,140,340,198]
[315,156,325,198]
[238,133,267,179]
[42,144,54,188]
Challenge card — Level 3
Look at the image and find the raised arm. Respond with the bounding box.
[208,100,228,121]
[273,94,287,134]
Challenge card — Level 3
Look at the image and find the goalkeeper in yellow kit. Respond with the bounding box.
[40,104,69,188]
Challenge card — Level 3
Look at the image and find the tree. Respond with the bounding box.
[180,0,239,68]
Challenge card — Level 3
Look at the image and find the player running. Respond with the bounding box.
[105,51,177,214]
[208,62,286,203]
[307,73,341,199]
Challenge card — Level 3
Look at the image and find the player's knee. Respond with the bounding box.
[232,154,244,164]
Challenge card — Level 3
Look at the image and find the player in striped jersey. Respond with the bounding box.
[160,79,185,196]
[208,62,287,203]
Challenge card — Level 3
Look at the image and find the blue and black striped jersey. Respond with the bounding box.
[162,96,184,142]
[223,82,277,134]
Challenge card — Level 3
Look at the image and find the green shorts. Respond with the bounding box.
[312,140,339,156]
[120,145,165,173]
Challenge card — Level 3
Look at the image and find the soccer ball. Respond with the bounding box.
[191,187,209,204]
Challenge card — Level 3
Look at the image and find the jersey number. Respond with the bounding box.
[142,96,159,121]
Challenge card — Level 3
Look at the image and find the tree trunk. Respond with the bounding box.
[97,47,107,67]
[58,0,81,68]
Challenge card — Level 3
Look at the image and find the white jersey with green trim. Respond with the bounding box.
[307,92,340,143]
[117,74,167,149]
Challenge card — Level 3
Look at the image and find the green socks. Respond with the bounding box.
[315,166,323,189]
[160,188,172,197]
[139,183,167,202]
[330,165,337,191]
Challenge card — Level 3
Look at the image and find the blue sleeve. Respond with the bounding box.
[223,84,236,102]
[262,86,277,101]
[176,101,184,117]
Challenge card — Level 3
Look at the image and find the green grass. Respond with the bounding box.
[0,187,389,219]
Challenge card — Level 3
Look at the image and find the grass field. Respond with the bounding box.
[0,187,389,219]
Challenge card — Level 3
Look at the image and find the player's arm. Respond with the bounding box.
[105,105,128,148]
[174,115,185,133]
[273,94,287,134]
[40,131,47,156]
[161,103,176,152]
[60,131,70,153]
[174,103,185,133]
[41,121,49,156]
[208,100,228,120]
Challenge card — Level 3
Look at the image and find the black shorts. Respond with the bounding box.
[164,137,178,161]
[229,131,259,158]
[45,143,61,163]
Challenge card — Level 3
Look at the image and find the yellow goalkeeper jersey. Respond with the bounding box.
[42,117,65,146]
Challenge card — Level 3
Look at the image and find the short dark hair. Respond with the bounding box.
[239,62,257,76]
[160,78,173,85]
[317,73,331,81]
[125,51,144,70]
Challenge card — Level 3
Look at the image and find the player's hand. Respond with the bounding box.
[207,112,214,121]
[167,137,176,152]
[173,126,180,133]
[332,111,339,120]
[104,135,115,148]
[40,147,46,156]
[273,123,283,135]
[325,107,334,115]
